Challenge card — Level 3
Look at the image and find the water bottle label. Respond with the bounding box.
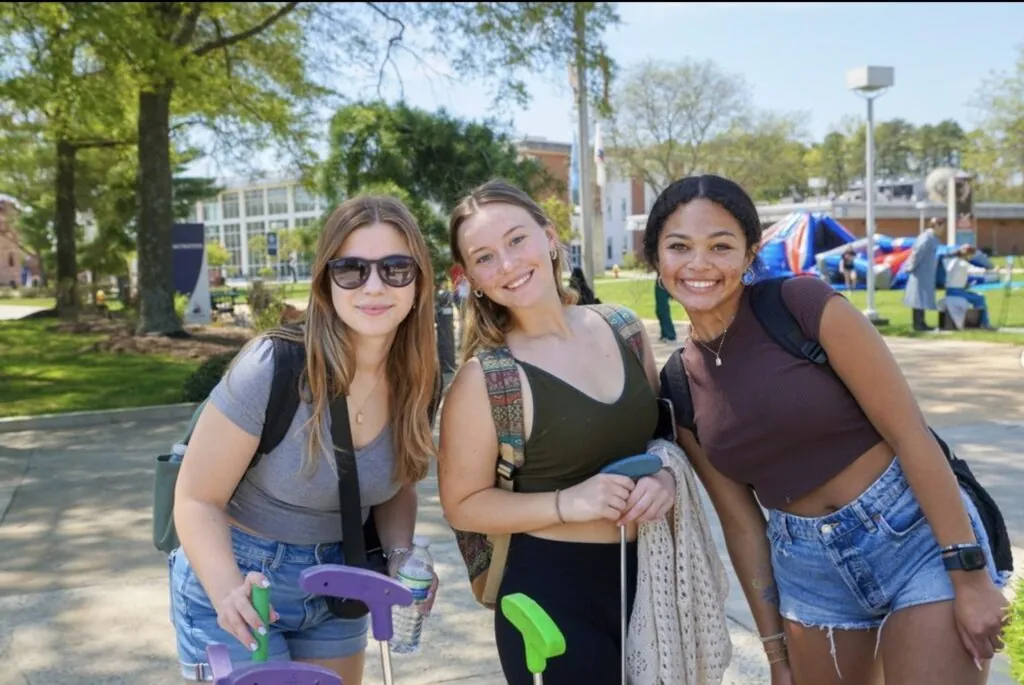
[398,570,432,602]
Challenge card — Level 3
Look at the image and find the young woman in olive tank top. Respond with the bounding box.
[646,174,1008,685]
[437,179,675,685]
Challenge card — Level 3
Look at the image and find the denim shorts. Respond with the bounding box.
[767,456,1007,633]
[168,526,369,681]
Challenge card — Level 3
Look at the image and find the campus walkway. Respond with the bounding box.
[1,326,1022,684]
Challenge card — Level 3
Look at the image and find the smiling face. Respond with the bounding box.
[656,198,756,314]
[457,202,559,310]
[329,222,418,340]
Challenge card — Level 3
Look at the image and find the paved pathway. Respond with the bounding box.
[0,328,1022,684]
[0,305,47,320]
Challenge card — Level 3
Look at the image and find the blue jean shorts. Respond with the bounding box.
[168,526,370,681]
[767,456,1008,632]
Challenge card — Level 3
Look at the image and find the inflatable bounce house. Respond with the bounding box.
[757,211,991,290]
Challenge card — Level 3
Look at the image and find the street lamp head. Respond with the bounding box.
[846,66,894,93]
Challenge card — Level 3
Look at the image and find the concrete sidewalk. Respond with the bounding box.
[1,327,1023,684]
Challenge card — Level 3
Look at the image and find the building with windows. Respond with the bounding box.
[184,175,329,281]
[0,195,23,287]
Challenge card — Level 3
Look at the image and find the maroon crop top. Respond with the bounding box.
[682,276,884,508]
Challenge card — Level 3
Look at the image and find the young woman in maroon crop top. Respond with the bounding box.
[645,174,1008,685]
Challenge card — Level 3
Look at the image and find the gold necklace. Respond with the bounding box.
[689,316,735,367]
[693,329,728,367]
[351,373,385,425]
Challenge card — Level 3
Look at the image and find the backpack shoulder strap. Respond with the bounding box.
[587,303,646,368]
[180,398,210,446]
[258,333,306,457]
[659,347,699,442]
[747,277,829,366]
[475,345,526,491]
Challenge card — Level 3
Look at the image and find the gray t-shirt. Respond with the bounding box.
[210,338,401,545]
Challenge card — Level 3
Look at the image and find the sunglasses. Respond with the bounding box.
[327,255,419,290]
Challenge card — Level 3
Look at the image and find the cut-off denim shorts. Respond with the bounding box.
[168,526,369,681]
[767,456,1008,640]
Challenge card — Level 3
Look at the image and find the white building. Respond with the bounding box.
[184,175,329,281]
[597,161,664,270]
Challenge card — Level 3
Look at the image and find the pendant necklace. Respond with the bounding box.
[691,319,733,367]
[352,373,385,425]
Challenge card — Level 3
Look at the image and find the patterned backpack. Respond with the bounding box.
[453,303,648,609]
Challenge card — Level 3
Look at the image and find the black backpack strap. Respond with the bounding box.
[659,347,699,443]
[257,334,306,459]
[747,277,829,366]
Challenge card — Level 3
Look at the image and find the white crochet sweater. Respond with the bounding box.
[626,438,734,684]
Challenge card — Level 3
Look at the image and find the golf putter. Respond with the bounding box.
[300,564,413,685]
[600,453,663,685]
[251,584,271,663]
[206,583,343,685]
[501,593,566,685]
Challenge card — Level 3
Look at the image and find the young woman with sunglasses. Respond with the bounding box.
[169,195,440,683]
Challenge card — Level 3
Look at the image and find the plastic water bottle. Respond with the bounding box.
[390,535,434,654]
[169,442,187,463]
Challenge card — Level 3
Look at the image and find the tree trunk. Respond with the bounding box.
[135,85,184,336]
[55,139,78,319]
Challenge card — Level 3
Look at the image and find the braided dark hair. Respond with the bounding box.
[642,174,763,270]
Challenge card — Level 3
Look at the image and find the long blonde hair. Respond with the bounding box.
[448,179,576,363]
[249,195,437,484]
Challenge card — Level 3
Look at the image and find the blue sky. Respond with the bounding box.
[397,2,1022,143]
[190,2,1022,179]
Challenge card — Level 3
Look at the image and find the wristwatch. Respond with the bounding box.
[941,543,987,572]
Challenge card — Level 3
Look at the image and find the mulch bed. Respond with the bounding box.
[50,318,254,361]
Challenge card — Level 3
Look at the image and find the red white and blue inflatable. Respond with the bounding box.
[756,211,991,290]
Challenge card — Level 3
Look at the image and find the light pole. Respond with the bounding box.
[915,200,928,234]
[846,66,893,327]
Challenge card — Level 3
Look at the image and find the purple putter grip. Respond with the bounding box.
[299,565,413,641]
[207,645,342,685]
[207,644,234,680]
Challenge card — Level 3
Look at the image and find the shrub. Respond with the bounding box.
[181,351,237,402]
[247,279,287,333]
[1007,578,1024,683]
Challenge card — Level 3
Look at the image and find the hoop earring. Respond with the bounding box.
[474,289,483,299]
[656,275,664,288]
[550,249,558,261]
[741,268,755,286]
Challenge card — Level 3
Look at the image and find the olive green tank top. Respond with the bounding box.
[512,330,658,494]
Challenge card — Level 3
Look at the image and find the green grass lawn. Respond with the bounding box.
[593,276,1024,345]
[0,319,201,418]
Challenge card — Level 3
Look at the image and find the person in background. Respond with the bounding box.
[945,245,996,330]
[569,266,601,305]
[654,276,677,342]
[839,247,858,292]
[904,218,942,331]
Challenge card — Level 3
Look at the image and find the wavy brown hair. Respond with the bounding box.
[240,195,437,484]
[448,179,576,363]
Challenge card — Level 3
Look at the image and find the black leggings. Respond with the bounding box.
[494,533,637,685]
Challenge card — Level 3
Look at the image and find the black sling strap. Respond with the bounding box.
[329,395,367,567]
[325,393,380,618]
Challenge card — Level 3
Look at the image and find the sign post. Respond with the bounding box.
[172,223,212,325]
